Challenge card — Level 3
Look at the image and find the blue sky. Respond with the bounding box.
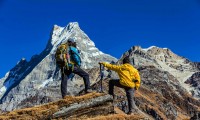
[0,0,200,78]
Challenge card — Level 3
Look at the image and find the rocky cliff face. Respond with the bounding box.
[137,66,200,120]
[0,22,117,111]
[124,46,200,98]
[185,72,200,98]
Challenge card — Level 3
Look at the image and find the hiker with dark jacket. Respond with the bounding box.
[61,38,92,99]
[99,56,141,115]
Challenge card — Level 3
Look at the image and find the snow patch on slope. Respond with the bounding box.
[36,78,54,89]
[142,46,157,52]
[154,54,194,92]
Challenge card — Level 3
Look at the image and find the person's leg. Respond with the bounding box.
[109,79,118,95]
[61,67,73,98]
[109,79,125,95]
[125,88,137,113]
[73,66,90,92]
[61,69,68,98]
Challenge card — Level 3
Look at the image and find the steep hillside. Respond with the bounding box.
[91,74,200,120]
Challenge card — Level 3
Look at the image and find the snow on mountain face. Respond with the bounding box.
[0,22,117,111]
[48,22,114,69]
[124,46,200,98]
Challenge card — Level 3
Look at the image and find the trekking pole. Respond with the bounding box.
[100,64,104,93]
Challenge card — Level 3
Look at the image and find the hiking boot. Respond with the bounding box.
[63,93,73,99]
[63,95,71,99]
[85,89,94,94]
[113,95,117,100]
[127,111,136,115]
[127,111,132,115]
[127,109,139,115]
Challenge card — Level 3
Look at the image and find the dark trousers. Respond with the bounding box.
[61,66,90,98]
[109,79,137,112]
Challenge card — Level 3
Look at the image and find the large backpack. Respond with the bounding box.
[55,43,71,70]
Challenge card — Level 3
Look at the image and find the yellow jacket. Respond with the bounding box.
[102,62,141,89]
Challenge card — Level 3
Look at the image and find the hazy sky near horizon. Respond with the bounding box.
[0,0,200,78]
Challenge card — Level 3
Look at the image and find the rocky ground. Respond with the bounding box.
[0,92,149,120]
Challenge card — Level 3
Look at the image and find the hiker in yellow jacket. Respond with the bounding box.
[99,56,141,115]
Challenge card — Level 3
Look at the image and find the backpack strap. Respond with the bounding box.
[62,44,70,70]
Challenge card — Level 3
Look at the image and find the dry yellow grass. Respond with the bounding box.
[0,91,151,120]
[86,114,147,120]
[135,87,192,120]
[0,92,105,120]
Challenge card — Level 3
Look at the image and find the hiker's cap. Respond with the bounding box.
[68,38,76,43]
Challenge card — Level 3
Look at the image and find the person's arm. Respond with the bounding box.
[100,62,121,72]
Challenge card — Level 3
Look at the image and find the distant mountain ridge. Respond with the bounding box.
[0,22,199,119]
[124,46,200,98]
